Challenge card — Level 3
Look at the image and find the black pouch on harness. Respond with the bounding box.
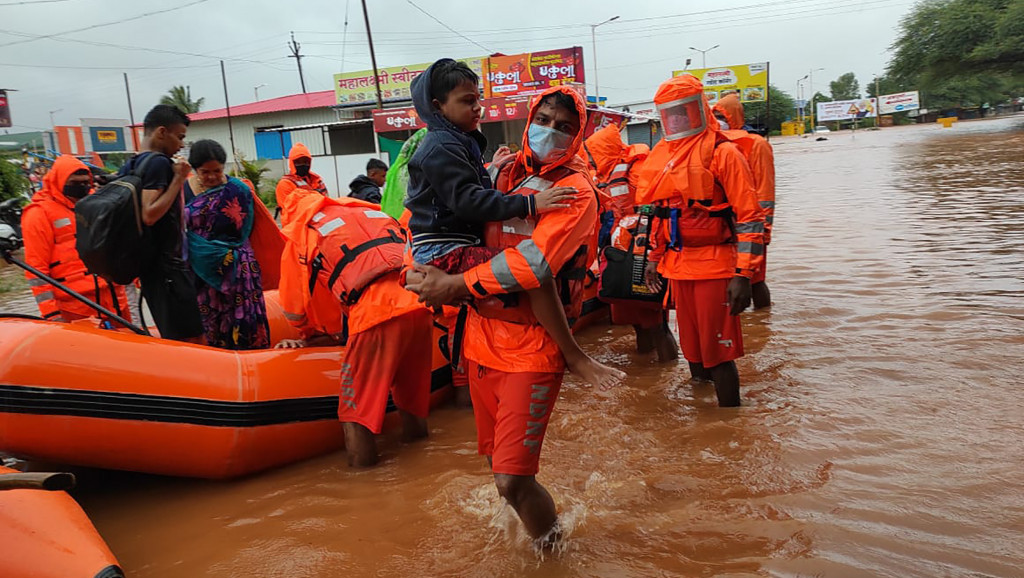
[598,211,666,304]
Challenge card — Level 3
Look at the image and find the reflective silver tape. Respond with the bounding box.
[34,291,55,303]
[759,201,776,209]
[737,241,765,256]
[53,218,72,228]
[316,217,345,236]
[489,252,522,292]
[735,222,765,234]
[516,239,552,283]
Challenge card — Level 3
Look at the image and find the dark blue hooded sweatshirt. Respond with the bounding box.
[404,59,534,255]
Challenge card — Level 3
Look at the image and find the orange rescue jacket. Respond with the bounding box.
[583,124,650,221]
[20,155,129,322]
[461,86,600,374]
[714,94,776,244]
[638,77,766,281]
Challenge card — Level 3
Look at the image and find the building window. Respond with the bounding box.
[328,123,376,155]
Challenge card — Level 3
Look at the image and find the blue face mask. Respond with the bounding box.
[528,123,573,164]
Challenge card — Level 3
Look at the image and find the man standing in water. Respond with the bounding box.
[638,75,766,407]
[406,86,600,547]
[713,92,776,309]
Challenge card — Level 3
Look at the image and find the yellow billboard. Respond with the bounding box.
[334,57,484,106]
[672,62,768,105]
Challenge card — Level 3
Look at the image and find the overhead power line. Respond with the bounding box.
[0,0,70,5]
[405,0,492,53]
[0,0,210,48]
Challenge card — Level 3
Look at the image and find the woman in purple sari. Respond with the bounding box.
[184,140,270,349]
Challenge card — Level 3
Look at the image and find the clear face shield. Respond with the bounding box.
[658,94,707,141]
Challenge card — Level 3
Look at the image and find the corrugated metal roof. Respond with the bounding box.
[189,90,336,121]
[256,118,372,132]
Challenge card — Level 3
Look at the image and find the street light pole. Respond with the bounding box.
[590,15,619,104]
[808,67,823,133]
[254,83,267,102]
[688,44,720,69]
[48,108,62,128]
[874,75,881,128]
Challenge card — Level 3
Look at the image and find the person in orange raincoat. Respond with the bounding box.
[584,123,678,360]
[713,92,776,309]
[405,86,603,546]
[637,75,766,407]
[275,179,430,467]
[275,143,328,209]
[20,155,130,325]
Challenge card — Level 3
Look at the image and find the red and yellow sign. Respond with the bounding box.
[484,47,585,98]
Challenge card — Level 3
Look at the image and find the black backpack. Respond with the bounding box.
[74,154,156,284]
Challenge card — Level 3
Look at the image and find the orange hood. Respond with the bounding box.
[512,86,592,181]
[287,143,313,175]
[583,123,629,180]
[714,92,745,130]
[34,155,90,209]
[635,75,720,205]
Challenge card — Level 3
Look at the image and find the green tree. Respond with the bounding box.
[160,85,205,114]
[829,72,861,100]
[742,85,795,132]
[865,74,908,98]
[0,157,29,201]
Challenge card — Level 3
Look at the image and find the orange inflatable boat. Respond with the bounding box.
[0,467,122,578]
[0,281,606,479]
[0,291,453,479]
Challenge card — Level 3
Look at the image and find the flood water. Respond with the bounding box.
[6,117,1024,577]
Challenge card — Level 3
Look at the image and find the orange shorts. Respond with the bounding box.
[751,247,768,284]
[340,309,432,433]
[467,361,563,476]
[671,278,744,368]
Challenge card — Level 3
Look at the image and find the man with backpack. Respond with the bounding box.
[124,104,203,342]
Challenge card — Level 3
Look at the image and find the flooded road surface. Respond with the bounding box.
[9,117,1024,576]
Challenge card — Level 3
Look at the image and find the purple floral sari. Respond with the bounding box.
[185,177,270,349]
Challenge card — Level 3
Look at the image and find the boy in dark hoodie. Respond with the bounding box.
[405,58,622,389]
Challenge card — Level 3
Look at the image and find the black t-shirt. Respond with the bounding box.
[121,152,183,265]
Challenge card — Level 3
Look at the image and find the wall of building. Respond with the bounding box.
[186,107,344,161]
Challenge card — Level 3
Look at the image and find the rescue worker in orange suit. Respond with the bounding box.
[713,92,776,309]
[637,76,766,407]
[406,86,600,546]
[274,181,430,467]
[584,123,678,361]
[20,155,130,324]
[275,143,328,212]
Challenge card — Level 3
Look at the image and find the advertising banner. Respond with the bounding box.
[673,62,768,104]
[0,90,10,128]
[484,47,585,98]
[816,98,877,122]
[372,95,534,133]
[335,57,484,106]
[584,109,628,138]
[88,126,128,152]
[878,91,920,115]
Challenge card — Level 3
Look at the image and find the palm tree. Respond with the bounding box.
[160,85,205,114]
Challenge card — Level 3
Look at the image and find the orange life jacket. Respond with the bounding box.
[650,135,736,250]
[23,196,129,320]
[476,164,589,324]
[306,204,405,308]
[280,174,327,195]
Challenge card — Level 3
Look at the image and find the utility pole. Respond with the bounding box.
[875,75,881,128]
[808,67,823,133]
[220,61,238,174]
[360,0,384,111]
[123,73,138,151]
[288,31,307,94]
[589,15,619,105]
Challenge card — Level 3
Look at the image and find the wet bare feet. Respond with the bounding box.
[566,354,626,390]
[532,522,564,553]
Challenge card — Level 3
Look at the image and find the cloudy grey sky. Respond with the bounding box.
[1,0,915,131]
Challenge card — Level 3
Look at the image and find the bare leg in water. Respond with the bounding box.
[752,281,771,309]
[708,361,741,407]
[527,279,625,389]
[688,361,713,384]
[493,472,560,546]
[342,422,378,467]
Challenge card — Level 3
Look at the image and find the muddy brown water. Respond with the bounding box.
[4,118,1023,577]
